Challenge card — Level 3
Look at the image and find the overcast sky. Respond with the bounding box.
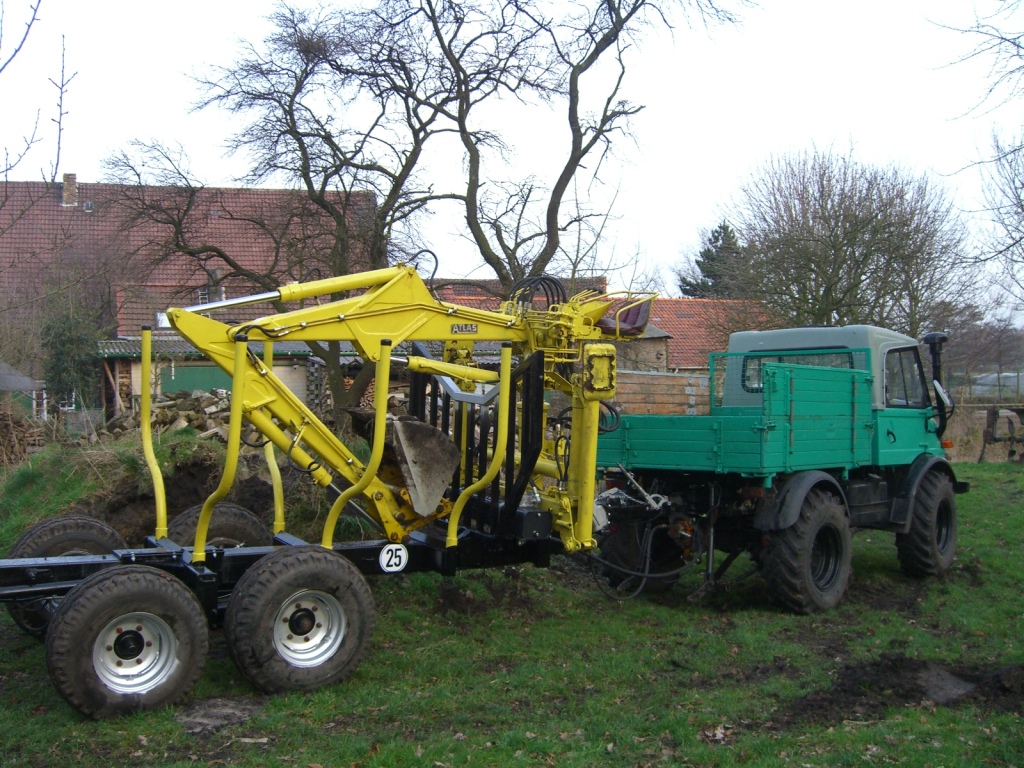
[1,0,1017,289]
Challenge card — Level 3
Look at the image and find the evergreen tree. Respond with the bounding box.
[677,221,741,298]
[41,309,102,410]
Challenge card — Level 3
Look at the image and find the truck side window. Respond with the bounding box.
[741,351,854,393]
[885,348,927,408]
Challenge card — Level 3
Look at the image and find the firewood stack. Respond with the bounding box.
[0,410,45,465]
[100,390,233,441]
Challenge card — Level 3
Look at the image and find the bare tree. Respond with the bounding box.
[717,150,980,338]
[982,134,1024,304]
[191,0,741,291]
[1,1,78,374]
[104,0,742,426]
[1,0,43,181]
[1,1,75,190]
[103,141,379,425]
[945,307,1024,399]
[104,141,363,293]
[954,1,1023,114]
[950,3,1024,307]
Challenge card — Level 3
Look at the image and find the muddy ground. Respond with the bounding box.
[52,460,1024,733]
[169,562,1024,739]
[440,564,1024,734]
[65,454,285,545]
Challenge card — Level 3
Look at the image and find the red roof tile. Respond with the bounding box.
[648,297,750,369]
[0,176,375,340]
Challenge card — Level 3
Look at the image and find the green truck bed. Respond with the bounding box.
[598,363,875,476]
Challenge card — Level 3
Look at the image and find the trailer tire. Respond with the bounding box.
[6,515,127,639]
[224,546,375,694]
[760,489,851,614]
[168,503,272,548]
[45,565,208,718]
[896,471,957,577]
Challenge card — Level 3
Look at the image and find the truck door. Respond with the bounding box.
[875,346,942,465]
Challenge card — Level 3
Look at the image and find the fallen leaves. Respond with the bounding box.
[701,724,734,744]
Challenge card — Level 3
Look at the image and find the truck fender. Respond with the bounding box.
[889,454,962,532]
[753,471,848,532]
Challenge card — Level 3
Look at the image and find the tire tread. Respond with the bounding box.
[760,489,852,614]
[45,565,208,718]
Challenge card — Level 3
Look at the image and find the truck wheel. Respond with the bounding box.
[597,524,682,593]
[168,503,272,548]
[761,489,852,614]
[45,565,208,718]
[224,546,375,693]
[6,515,127,639]
[896,471,957,577]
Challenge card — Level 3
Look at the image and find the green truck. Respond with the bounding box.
[594,325,968,612]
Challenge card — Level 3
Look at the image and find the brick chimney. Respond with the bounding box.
[61,173,78,207]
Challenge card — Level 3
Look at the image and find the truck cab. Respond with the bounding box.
[722,325,945,466]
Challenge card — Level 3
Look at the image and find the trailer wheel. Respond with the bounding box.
[6,515,127,639]
[168,503,272,548]
[896,471,957,577]
[760,489,852,614]
[45,565,208,718]
[225,546,375,694]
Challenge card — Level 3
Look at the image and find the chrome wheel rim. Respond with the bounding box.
[93,611,179,694]
[272,590,347,668]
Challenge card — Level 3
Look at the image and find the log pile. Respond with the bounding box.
[5,384,411,461]
[101,390,233,441]
[0,410,46,466]
[99,386,406,442]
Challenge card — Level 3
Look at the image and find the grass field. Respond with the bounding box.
[0,455,1021,767]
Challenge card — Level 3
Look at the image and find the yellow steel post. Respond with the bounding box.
[192,333,250,564]
[262,341,286,534]
[140,326,168,539]
[569,398,600,550]
[446,344,513,548]
[321,340,394,548]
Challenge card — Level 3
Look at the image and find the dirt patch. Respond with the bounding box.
[64,456,278,545]
[174,695,268,734]
[548,553,600,592]
[845,575,926,614]
[434,569,539,616]
[770,653,1024,729]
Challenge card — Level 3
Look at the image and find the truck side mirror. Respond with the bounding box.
[922,332,952,440]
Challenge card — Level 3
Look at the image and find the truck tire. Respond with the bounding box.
[168,503,272,548]
[224,546,375,694]
[896,471,957,577]
[597,524,683,593]
[760,489,852,614]
[45,565,209,718]
[6,515,127,639]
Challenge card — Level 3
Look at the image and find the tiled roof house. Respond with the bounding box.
[648,297,751,370]
[0,174,376,413]
[0,174,375,340]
